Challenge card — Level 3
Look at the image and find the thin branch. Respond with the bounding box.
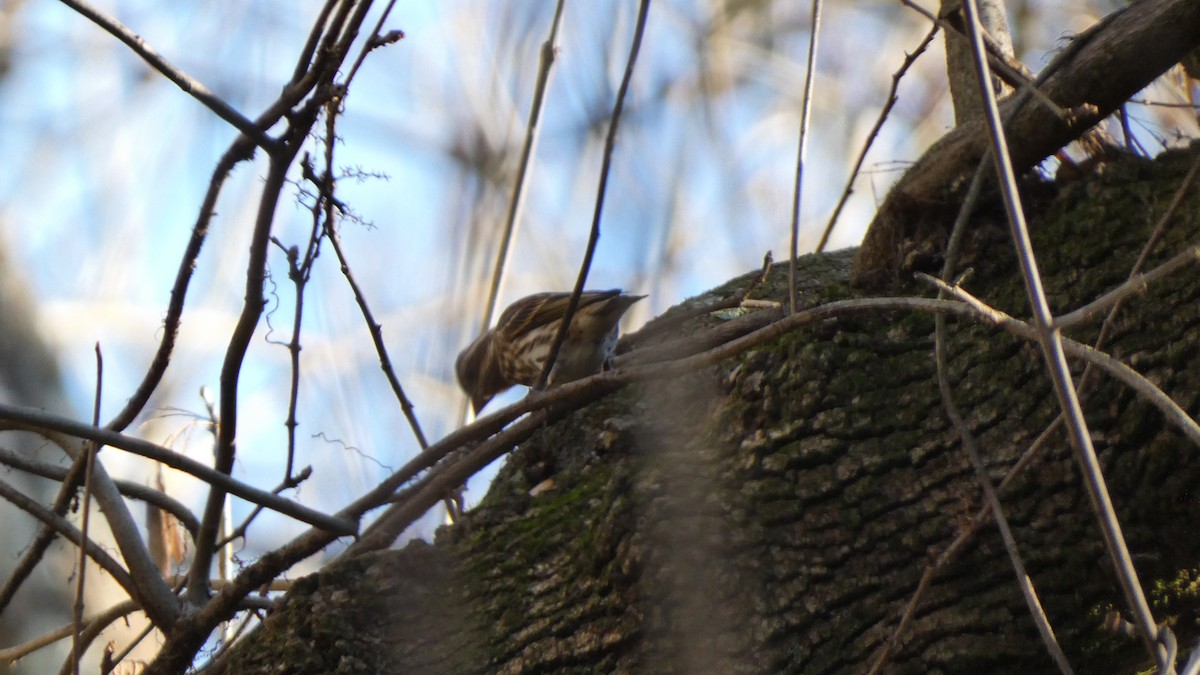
[0,477,137,602]
[290,0,340,85]
[273,219,317,480]
[934,311,1073,673]
[1126,149,1200,281]
[312,99,437,505]
[788,0,823,313]
[477,0,568,381]
[960,0,1169,664]
[347,409,557,555]
[72,344,103,675]
[898,0,1067,120]
[0,444,90,614]
[105,146,245,433]
[870,409,1068,674]
[816,25,938,253]
[1055,244,1200,329]
[215,467,313,550]
[867,148,988,673]
[192,120,313,605]
[96,620,155,675]
[920,103,1073,670]
[923,277,1200,446]
[0,445,199,535]
[0,430,182,631]
[341,0,404,87]
[0,599,140,666]
[324,198,431,451]
[57,0,278,152]
[0,408,354,535]
[535,0,653,390]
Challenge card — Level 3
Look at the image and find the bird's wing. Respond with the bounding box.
[497,290,621,337]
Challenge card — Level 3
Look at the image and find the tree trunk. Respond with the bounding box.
[216,146,1200,674]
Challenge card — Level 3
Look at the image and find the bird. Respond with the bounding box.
[456,290,646,413]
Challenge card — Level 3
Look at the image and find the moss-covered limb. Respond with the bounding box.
[218,145,1200,674]
[219,544,485,675]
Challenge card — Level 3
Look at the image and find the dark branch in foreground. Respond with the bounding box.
[0,406,354,535]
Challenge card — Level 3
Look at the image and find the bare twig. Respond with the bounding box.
[0,445,91,614]
[342,0,404,87]
[477,0,568,351]
[324,196,431,452]
[0,446,199,535]
[1125,150,1200,283]
[1055,244,1200,329]
[106,147,245,433]
[788,0,823,314]
[899,1,1012,75]
[816,25,938,253]
[0,477,137,601]
[923,277,1200,446]
[215,467,313,551]
[0,407,354,534]
[348,409,557,555]
[191,97,322,604]
[276,231,313,480]
[535,0,653,391]
[874,409,1070,672]
[94,620,155,675]
[0,600,140,666]
[56,0,277,151]
[917,102,1073,670]
[289,0,340,85]
[619,251,774,352]
[959,0,1169,665]
[71,345,103,675]
[934,303,1072,674]
[896,0,1068,121]
[305,108,432,452]
[866,148,989,673]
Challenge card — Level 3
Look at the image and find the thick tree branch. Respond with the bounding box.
[854,0,1200,287]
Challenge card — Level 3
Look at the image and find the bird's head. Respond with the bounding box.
[455,331,507,414]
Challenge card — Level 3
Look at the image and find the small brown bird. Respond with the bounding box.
[456,290,645,413]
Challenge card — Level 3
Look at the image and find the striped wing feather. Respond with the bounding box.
[495,290,622,341]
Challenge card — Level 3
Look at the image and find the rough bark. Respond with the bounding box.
[853,0,1200,288]
[217,146,1200,674]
